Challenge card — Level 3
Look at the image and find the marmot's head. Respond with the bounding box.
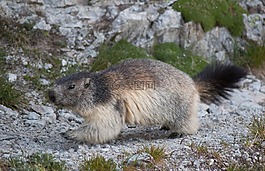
[48,72,111,113]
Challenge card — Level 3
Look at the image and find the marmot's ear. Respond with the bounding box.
[84,78,91,89]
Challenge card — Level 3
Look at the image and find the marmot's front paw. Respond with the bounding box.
[60,130,76,140]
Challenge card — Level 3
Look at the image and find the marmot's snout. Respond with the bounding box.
[48,90,56,103]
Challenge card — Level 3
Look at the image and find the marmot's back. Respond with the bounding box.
[102,58,195,92]
[100,59,198,126]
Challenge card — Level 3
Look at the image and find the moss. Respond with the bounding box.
[153,42,208,76]
[90,39,150,71]
[173,0,246,36]
[79,155,117,171]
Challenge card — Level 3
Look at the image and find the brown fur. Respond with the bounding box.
[48,59,247,144]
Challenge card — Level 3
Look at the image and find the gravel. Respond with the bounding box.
[0,75,265,170]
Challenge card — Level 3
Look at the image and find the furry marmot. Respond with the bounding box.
[48,59,247,144]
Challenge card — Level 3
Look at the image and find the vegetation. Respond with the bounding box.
[232,42,265,69]
[79,155,117,171]
[123,145,168,170]
[0,16,67,56]
[172,0,246,36]
[153,42,208,76]
[91,40,207,76]
[0,48,23,109]
[0,16,69,92]
[2,153,66,171]
[247,114,265,144]
[139,145,167,164]
[90,39,151,71]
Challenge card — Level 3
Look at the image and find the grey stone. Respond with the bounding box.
[0,105,19,117]
[127,152,154,166]
[25,119,46,127]
[249,79,261,92]
[193,27,234,60]
[39,78,50,86]
[34,19,51,31]
[243,14,265,45]
[77,6,105,23]
[7,73,17,82]
[30,102,55,116]
[153,9,182,44]
[27,112,40,120]
[44,63,53,70]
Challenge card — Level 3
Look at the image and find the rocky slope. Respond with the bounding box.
[0,0,265,170]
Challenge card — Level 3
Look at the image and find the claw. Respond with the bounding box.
[60,131,75,140]
[168,132,184,139]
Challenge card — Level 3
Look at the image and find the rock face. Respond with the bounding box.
[0,0,263,61]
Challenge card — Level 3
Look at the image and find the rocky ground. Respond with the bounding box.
[0,74,265,170]
[0,0,264,170]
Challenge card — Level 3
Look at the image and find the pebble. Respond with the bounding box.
[127,152,154,166]
[27,112,40,120]
[7,73,17,82]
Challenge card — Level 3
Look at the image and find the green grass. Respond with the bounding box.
[90,39,151,71]
[123,145,167,170]
[232,42,265,68]
[0,16,67,53]
[153,42,208,76]
[247,114,265,143]
[91,41,207,76]
[0,76,23,109]
[139,145,167,163]
[0,49,23,109]
[5,153,66,171]
[172,0,246,36]
[79,155,117,171]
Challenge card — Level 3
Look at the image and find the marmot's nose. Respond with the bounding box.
[48,90,56,103]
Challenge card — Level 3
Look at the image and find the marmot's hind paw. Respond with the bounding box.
[160,125,170,131]
[168,132,184,139]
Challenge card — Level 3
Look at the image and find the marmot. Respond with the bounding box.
[48,59,247,144]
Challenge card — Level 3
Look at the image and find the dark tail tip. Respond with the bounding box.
[193,62,248,104]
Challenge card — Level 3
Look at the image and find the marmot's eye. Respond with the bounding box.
[84,83,90,88]
[68,84,75,90]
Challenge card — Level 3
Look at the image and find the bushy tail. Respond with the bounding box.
[193,62,247,104]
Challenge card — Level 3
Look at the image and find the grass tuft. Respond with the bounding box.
[79,155,117,171]
[6,153,66,171]
[0,48,23,109]
[139,145,167,164]
[233,42,265,69]
[247,114,265,144]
